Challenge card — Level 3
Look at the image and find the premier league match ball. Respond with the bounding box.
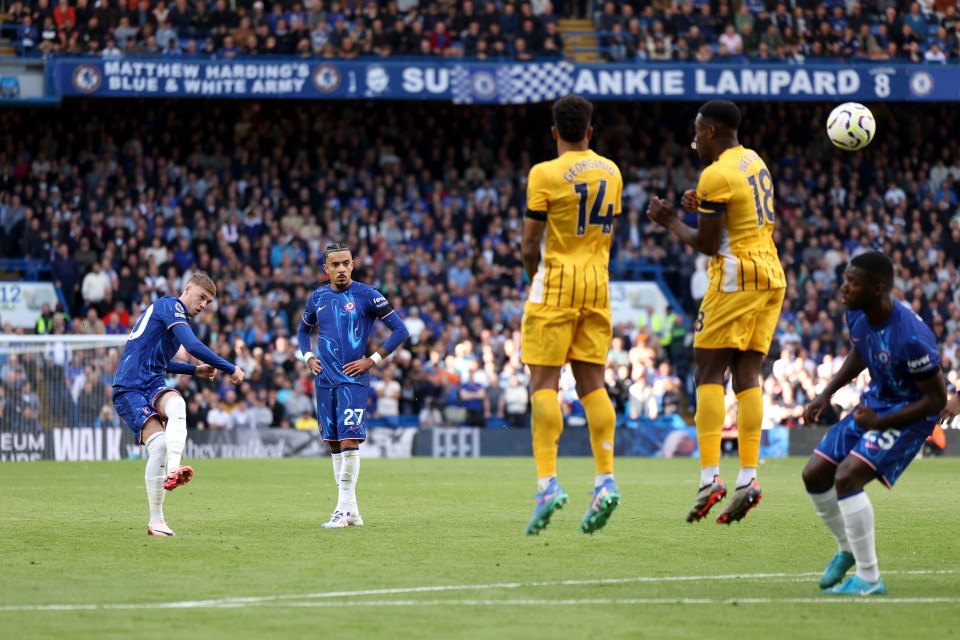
[825,102,876,151]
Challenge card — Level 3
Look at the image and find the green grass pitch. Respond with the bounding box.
[1,456,958,640]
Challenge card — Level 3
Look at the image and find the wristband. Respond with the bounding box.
[304,351,315,362]
[369,352,383,365]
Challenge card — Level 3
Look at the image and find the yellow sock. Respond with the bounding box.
[696,384,725,468]
[531,389,564,479]
[736,387,763,469]
[581,388,615,475]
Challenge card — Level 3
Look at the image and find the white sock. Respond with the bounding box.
[163,395,188,472]
[338,449,360,514]
[809,486,851,553]
[145,432,167,522]
[331,452,342,488]
[537,476,555,492]
[838,491,880,582]
[700,465,720,486]
[595,473,614,488]
[736,467,757,488]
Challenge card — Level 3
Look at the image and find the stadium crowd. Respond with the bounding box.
[5,0,960,63]
[595,0,960,63]
[1,98,959,434]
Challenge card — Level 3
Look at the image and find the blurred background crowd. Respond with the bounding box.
[2,94,960,434]
[5,0,960,64]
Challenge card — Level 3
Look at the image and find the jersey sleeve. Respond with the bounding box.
[696,165,733,218]
[170,323,236,374]
[371,287,409,355]
[158,297,189,330]
[902,334,941,379]
[370,289,395,320]
[526,163,549,219]
[844,311,855,335]
[301,292,318,326]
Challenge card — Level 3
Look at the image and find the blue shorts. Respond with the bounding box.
[815,405,936,488]
[113,385,180,443]
[315,385,369,442]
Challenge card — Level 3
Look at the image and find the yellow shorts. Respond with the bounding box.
[693,287,785,354]
[521,303,612,366]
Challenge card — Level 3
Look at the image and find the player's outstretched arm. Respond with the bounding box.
[170,323,239,376]
[195,364,219,381]
[167,360,198,376]
[803,346,868,425]
[166,360,217,381]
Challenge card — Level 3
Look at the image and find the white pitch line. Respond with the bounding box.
[1,569,957,613]
[276,597,960,607]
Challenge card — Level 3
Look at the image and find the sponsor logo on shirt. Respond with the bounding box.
[908,354,932,371]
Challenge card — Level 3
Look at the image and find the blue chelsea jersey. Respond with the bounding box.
[846,304,940,411]
[301,282,394,389]
[113,296,190,390]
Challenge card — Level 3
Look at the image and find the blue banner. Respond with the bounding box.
[905,66,960,101]
[53,57,958,102]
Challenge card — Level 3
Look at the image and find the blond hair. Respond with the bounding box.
[188,272,217,297]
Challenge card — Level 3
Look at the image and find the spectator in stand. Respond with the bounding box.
[206,396,231,430]
[17,16,39,54]
[372,363,401,426]
[81,262,112,311]
[418,397,444,427]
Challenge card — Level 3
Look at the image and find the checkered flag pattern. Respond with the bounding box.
[450,65,472,104]
[451,61,575,105]
[505,61,575,104]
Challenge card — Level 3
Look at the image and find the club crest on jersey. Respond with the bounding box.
[344,302,357,312]
[876,350,891,365]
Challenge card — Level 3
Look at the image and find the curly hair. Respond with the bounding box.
[552,95,593,143]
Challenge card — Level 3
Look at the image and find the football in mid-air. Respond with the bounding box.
[826,102,876,151]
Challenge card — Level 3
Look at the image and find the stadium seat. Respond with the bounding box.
[0,76,19,99]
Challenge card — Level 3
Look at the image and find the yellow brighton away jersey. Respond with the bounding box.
[697,146,786,293]
[526,149,623,309]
